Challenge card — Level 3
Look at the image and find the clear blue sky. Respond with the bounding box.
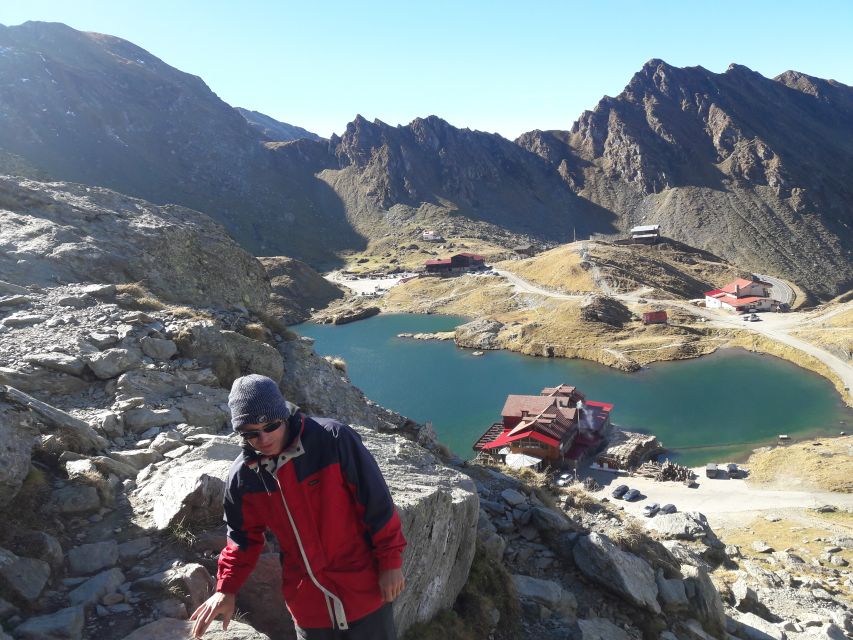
[2,1,851,139]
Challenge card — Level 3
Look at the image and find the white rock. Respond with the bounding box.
[501,488,526,506]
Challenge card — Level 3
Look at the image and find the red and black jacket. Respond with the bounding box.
[216,412,407,630]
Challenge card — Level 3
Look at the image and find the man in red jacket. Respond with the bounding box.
[191,374,407,639]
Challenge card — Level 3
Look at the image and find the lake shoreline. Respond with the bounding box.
[297,313,852,467]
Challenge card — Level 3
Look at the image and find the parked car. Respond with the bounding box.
[660,503,677,514]
[556,472,572,487]
[726,463,739,478]
[749,313,761,321]
[642,503,660,517]
[611,484,629,499]
[706,463,718,478]
[623,488,641,501]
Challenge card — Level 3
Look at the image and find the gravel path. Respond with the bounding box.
[587,467,853,530]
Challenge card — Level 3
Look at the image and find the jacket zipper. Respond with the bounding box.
[275,474,349,630]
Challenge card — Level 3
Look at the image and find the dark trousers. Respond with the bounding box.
[295,603,396,640]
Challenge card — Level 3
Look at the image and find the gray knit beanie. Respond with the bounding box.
[228,374,291,431]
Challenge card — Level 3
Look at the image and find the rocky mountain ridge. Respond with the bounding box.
[517,60,853,300]
[0,22,850,302]
[235,108,322,143]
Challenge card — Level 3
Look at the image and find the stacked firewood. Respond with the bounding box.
[635,460,694,482]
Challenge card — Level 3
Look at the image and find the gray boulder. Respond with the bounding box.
[577,618,631,640]
[530,505,571,533]
[682,564,726,637]
[120,618,270,640]
[176,396,228,430]
[123,408,184,433]
[353,427,478,635]
[67,540,118,576]
[734,612,787,640]
[23,353,86,377]
[174,325,283,387]
[133,563,214,610]
[139,336,177,360]
[49,485,100,515]
[0,547,50,603]
[454,318,504,350]
[85,348,143,379]
[655,569,688,612]
[512,574,577,618]
[131,440,241,530]
[68,567,125,606]
[108,449,164,470]
[233,554,292,640]
[573,532,660,613]
[0,402,37,508]
[646,511,713,541]
[11,605,85,640]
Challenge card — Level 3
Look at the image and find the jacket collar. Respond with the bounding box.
[243,412,306,474]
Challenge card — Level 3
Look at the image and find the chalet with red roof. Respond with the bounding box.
[424,252,486,274]
[704,276,777,313]
[473,383,613,467]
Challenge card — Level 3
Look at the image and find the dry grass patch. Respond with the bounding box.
[562,485,597,512]
[241,322,272,344]
[746,436,853,493]
[168,305,215,322]
[323,355,348,374]
[718,514,853,593]
[496,243,596,293]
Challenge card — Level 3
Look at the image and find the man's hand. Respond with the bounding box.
[189,591,236,638]
[378,567,405,602]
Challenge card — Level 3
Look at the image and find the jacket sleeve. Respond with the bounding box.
[336,424,407,571]
[216,463,266,593]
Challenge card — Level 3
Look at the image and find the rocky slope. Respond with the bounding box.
[517,60,853,300]
[259,256,345,325]
[235,108,322,142]
[0,177,478,639]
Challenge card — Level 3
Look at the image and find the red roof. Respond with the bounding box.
[501,395,557,418]
[704,288,724,297]
[481,428,560,450]
[723,296,764,307]
[425,259,452,266]
[721,278,755,294]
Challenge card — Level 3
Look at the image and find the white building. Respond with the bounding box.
[705,277,777,313]
[629,224,661,244]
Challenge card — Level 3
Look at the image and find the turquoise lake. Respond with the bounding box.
[296,314,852,466]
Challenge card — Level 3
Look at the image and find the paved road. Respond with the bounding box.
[754,273,794,306]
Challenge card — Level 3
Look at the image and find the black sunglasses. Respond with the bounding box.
[238,420,284,441]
